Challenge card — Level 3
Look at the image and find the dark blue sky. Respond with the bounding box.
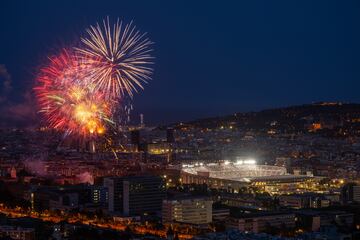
[1,0,360,125]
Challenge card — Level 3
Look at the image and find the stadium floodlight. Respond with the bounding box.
[244,159,256,165]
[235,160,243,165]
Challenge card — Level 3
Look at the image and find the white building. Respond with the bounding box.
[162,197,213,224]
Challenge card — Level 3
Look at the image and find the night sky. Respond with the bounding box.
[1,0,360,125]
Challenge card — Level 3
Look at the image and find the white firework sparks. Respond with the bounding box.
[76,17,154,99]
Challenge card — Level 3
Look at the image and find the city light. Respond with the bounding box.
[235,160,243,165]
[244,159,256,165]
[1,4,359,240]
[235,158,256,165]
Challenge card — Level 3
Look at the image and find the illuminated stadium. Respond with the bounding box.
[181,160,286,182]
[180,160,317,194]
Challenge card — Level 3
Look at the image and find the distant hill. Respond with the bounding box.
[173,102,360,135]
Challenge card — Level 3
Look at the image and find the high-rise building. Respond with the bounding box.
[130,130,140,146]
[130,129,142,152]
[104,176,166,216]
[162,197,213,224]
[31,185,107,212]
[341,183,360,204]
[89,185,107,206]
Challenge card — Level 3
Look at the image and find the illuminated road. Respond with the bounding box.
[0,204,193,239]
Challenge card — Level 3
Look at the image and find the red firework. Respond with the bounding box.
[34,49,113,136]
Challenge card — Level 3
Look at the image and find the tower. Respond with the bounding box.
[89,139,96,153]
[140,114,144,128]
[130,130,140,146]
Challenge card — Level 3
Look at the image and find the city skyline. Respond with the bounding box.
[1,1,360,239]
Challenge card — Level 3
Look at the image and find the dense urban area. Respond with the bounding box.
[1,102,360,239]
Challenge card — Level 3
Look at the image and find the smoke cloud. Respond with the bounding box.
[76,172,94,184]
[24,158,47,176]
[0,64,38,128]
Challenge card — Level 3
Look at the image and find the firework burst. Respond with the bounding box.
[35,18,153,138]
[76,17,154,99]
[34,50,113,136]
